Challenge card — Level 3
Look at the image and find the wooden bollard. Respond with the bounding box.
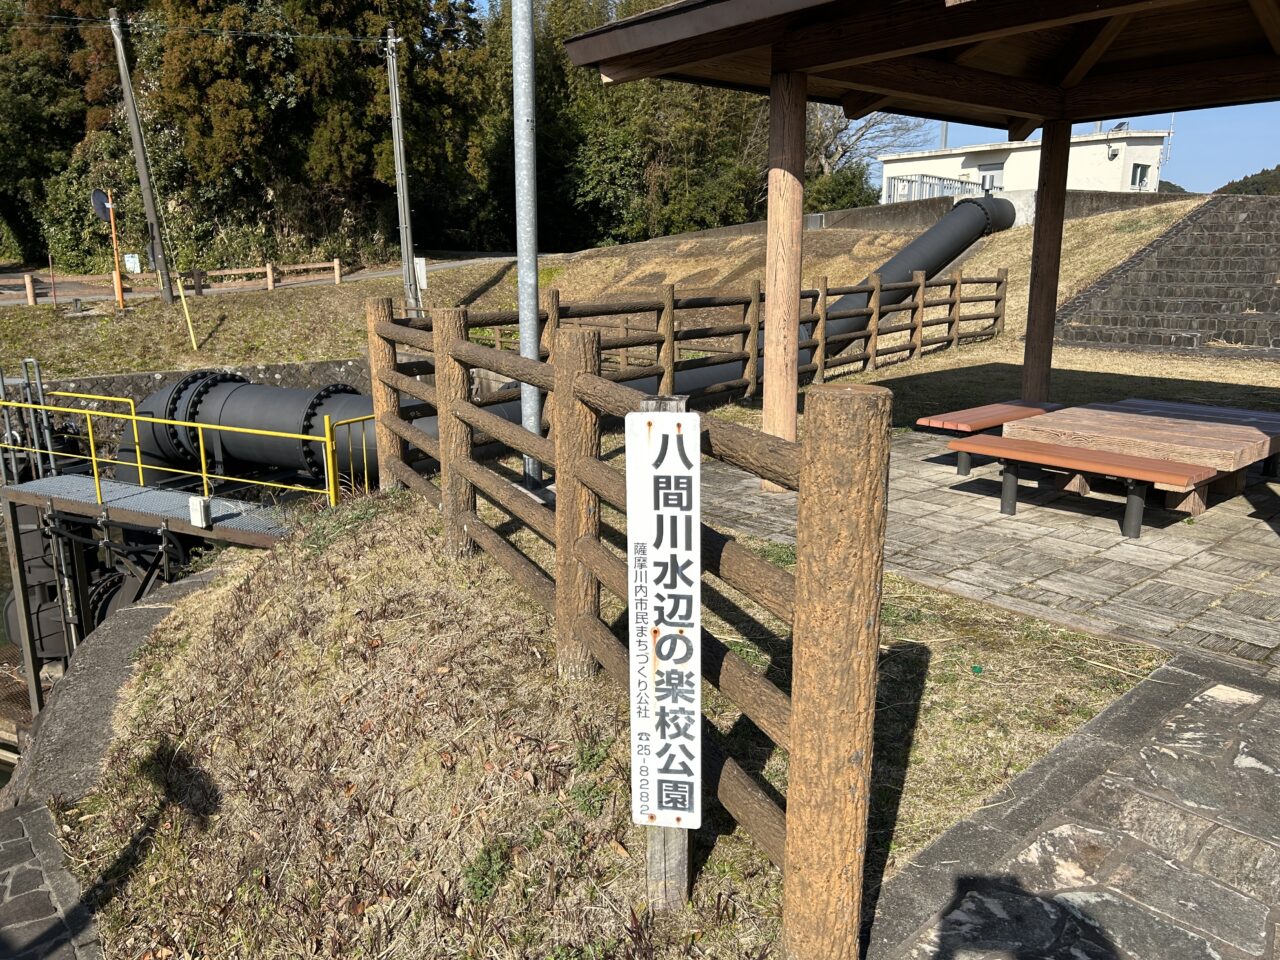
[23,274,36,306]
[432,307,475,556]
[365,298,405,490]
[333,257,342,285]
[265,262,276,292]
[552,328,601,680]
[783,383,891,960]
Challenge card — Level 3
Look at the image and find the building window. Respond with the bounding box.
[1131,163,1151,190]
[978,162,1005,192]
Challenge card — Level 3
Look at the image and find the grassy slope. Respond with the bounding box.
[64,495,1163,959]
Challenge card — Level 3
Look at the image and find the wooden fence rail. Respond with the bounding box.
[366,289,899,958]
[13,258,347,305]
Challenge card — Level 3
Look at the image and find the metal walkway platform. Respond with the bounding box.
[1,475,290,547]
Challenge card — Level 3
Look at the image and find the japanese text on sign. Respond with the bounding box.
[626,410,702,830]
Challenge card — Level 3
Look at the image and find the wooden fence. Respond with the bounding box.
[12,258,347,305]
[365,287,909,957]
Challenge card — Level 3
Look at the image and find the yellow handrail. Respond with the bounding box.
[48,391,144,484]
[0,397,374,507]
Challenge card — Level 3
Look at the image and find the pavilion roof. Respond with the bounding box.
[565,0,1280,138]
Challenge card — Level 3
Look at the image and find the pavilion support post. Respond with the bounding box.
[1021,119,1071,403]
[762,69,806,491]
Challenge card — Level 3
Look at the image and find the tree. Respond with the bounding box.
[804,104,927,211]
[1217,165,1280,196]
[1158,179,1189,194]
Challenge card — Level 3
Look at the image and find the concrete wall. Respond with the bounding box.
[44,357,370,407]
[1000,188,1198,227]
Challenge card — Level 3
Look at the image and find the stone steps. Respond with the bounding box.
[1061,314,1280,350]
[1088,293,1280,315]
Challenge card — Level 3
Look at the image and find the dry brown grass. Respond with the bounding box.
[62,492,1163,958]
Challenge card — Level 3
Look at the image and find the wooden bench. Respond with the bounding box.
[949,435,1219,538]
[917,401,1062,475]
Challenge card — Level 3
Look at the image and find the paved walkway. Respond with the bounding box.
[865,655,1280,960]
[0,803,99,959]
[703,430,1280,676]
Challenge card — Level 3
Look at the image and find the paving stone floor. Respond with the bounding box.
[0,803,99,959]
[702,430,1280,674]
[863,656,1280,960]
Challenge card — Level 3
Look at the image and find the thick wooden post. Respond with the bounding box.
[192,268,204,297]
[814,276,828,384]
[762,69,807,478]
[1022,119,1070,402]
[265,262,276,292]
[744,279,762,398]
[948,271,963,348]
[909,270,926,358]
[23,274,36,306]
[784,383,892,960]
[553,328,601,680]
[433,307,475,555]
[995,267,1009,335]
[658,283,676,394]
[866,274,881,371]
[365,298,405,490]
[333,258,343,285]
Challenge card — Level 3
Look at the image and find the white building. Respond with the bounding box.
[879,126,1170,204]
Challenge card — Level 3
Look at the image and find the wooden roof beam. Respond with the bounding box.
[1060,14,1133,87]
[1248,0,1280,54]
[822,55,1065,119]
[1008,118,1042,140]
[1066,53,1280,118]
[774,0,1201,74]
[841,93,893,121]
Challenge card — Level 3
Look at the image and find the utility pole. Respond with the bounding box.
[512,0,542,487]
[108,8,173,305]
[385,24,422,312]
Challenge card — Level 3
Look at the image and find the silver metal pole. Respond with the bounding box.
[512,0,542,486]
[386,25,422,313]
[108,8,174,305]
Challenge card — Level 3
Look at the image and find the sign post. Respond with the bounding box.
[626,395,701,909]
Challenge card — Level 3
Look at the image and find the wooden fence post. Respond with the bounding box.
[265,262,276,292]
[541,288,561,363]
[910,269,926,358]
[744,279,762,397]
[333,258,343,285]
[995,267,1009,335]
[814,276,828,384]
[658,283,676,395]
[365,298,406,491]
[784,382,892,960]
[866,274,881,371]
[948,271,963,349]
[23,274,36,306]
[433,307,475,556]
[553,328,601,680]
[192,268,204,297]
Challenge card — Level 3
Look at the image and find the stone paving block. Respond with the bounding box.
[0,840,35,873]
[1185,608,1280,650]
[1192,825,1280,904]
[1056,889,1228,960]
[1114,580,1218,617]
[1107,847,1270,956]
[0,919,71,958]
[1003,822,1121,893]
[0,890,56,927]
[1068,777,1213,859]
[1028,570,1127,604]
[7,866,46,897]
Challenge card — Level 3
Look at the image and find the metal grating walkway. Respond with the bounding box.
[4,474,291,542]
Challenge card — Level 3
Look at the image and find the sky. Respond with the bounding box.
[923,103,1280,193]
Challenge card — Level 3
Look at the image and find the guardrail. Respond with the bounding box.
[366,296,894,956]
[0,395,372,506]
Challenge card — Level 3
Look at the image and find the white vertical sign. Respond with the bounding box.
[626,410,702,830]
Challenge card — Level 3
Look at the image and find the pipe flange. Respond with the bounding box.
[300,383,359,476]
[953,197,994,235]
[161,371,213,456]
[179,372,247,458]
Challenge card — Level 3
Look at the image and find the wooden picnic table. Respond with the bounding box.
[1003,397,1280,513]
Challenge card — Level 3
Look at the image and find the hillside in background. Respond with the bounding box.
[1218,165,1280,195]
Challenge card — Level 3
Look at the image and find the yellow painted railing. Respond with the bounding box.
[0,397,375,509]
